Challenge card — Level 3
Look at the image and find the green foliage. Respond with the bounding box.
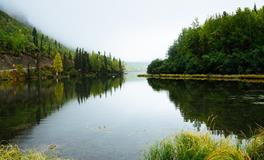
[0,10,124,77]
[147,79,264,138]
[0,10,74,58]
[74,48,125,75]
[0,77,124,140]
[54,82,64,105]
[148,6,264,74]
[0,71,12,80]
[53,53,63,75]
[147,59,164,74]
[246,130,264,160]
[144,132,250,160]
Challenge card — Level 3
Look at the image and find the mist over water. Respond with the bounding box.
[1,0,264,62]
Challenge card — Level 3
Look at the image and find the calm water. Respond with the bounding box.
[1,73,264,159]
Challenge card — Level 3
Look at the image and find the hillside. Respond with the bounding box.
[0,10,124,76]
[147,5,264,74]
[0,10,74,69]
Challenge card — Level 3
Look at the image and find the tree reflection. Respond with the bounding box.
[75,77,124,104]
[147,79,264,138]
[0,77,124,141]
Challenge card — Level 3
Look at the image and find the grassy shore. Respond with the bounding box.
[144,130,264,160]
[138,74,264,83]
[0,144,65,160]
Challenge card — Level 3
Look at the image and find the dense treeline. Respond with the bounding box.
[0,10,125,78]
[148,5,264,74]
[74,48,124,75]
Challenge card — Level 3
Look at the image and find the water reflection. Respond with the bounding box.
[147,79,264,138]
[75,78,124,104]
[0,77,124,141]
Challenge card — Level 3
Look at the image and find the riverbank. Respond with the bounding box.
[138,74,264,83]
[0,144,65,160]
[0,66,123,82]
[2,129,263,160]
[144,130,264,160]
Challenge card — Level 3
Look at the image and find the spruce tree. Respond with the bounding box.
[32,27,38,47]
[40,34,44,52]
[254,3,257,12]
[48,44,51,56]
[74,48,79,70]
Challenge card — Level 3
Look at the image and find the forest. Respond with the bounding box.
[0,10,124,79]
[147,5,264,74]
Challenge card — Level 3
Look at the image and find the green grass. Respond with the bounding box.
[138,74,264,83]
[0,144,65,160]
[246,129,264,160]
[144,130,264,160]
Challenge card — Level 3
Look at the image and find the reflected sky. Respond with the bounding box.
[1,75,263,159]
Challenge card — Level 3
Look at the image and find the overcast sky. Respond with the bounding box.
[0,0,263,62]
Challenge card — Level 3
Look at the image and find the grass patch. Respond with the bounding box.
[144,131,264,160]
[138,74,264,83]
[246,129,264,160]
[0,144,64,160]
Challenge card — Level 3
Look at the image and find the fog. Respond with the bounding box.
[0,0,263,62]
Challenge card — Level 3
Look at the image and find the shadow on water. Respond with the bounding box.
[147,79,264,138]
[0,77,124,142]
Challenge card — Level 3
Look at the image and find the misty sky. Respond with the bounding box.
[0,0,263,62]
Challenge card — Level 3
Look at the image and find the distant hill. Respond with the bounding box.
[125,62,148,72]
[0,10,125,76]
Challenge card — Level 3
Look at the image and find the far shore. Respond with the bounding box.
[138,73,264,83]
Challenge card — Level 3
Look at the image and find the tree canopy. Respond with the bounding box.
[53,52,63,75]
[148,5,264,74]
[74,48,125,75]
[0,9,125,77]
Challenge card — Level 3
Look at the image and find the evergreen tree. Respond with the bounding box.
[254,3,257,12]
[48,44,51,56]
[73,47,124,75]
[54,40,57,48]
[63,53,67,72]
[103,54,108,72]
[40,34,44,52]
[74,48,79,70]
[32,27,38,47]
